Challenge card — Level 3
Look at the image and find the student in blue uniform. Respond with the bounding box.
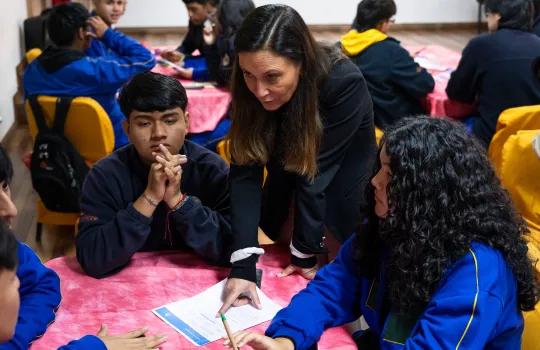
[340,0,434,129]
[87,0,128,58]
[0,224,167,350]
[24,3,155,149]
[224,117,539,350]
[0,146,61,350]
[76,72,232,278]
[0,146,166,350]
[446,0,540,146]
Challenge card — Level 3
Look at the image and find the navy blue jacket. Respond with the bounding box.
[76,141,232,278]
[267,237,524,349]
[446,28,540,146]
[348,38,434,129]
[0,243,60,350]
[24,29,155,149]
[534,17,540,37]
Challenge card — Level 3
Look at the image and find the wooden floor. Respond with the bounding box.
[3,27,475,262]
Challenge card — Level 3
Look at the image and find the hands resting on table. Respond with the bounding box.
[97,325,167,350]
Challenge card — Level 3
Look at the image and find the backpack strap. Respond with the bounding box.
[52,96,73,135]
[28,95,49,133]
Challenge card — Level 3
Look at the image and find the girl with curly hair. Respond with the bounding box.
[224,116,539,350]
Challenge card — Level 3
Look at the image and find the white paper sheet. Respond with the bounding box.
[153,280,283,346]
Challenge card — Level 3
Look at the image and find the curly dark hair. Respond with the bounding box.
[355,116,538,314]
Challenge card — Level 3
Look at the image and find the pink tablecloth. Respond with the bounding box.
[407,45,476,119]
[152,64,231,134]
[31,246,355,350]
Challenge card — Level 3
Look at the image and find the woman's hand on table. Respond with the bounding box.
[218,278,262,315]
[97,324,167,349]
[278,264,318,280]
[223,331,294,350]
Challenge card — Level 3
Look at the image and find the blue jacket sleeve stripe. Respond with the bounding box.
[455,248,479,350]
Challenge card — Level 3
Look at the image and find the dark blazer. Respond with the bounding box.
[229,59,377,282]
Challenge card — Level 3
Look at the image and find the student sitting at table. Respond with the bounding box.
[184,0,255,150]
[76,71,232,278]
[0,145,61,350]
[160,0,220,81]
[204,0,255,87]
[340,0,434,129]
[0,224,167,350]
[87,0,128,58]
[224,116,539,350]
[23,3,155,149]
[0,146,166,350]
[446,0,540,147]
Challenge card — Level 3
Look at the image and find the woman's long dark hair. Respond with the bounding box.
[355,117,538,314]
[228,4,339,179]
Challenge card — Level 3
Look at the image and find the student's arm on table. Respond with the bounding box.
[168,155,232,265]
[57,325,166,350]
[0,243,61,350]
[445,39,482,103]
[391,45,435,98]
[76,165,155,278]
[226,238,363,350]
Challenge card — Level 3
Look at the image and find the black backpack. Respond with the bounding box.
[28,96,89,213]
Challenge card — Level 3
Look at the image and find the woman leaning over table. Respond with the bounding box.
[218,4,377,314]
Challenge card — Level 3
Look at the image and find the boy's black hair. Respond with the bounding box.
[118,72,188,118]
[47,3,91,47]
[0,222,18,271]
[352,0,397,32]
[0,145,13,185]
[485,0,534,31]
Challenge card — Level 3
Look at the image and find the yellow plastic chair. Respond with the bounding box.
[25,48,42,64]
[489,128,540,350]
[25,96,115,243]
[375,127,384,145]
[488,105,540,172]
[215,139,268,185]
[216,139,231,164]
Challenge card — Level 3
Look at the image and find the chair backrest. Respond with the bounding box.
[25,48,42,64]
[495,130,540,278]
[216,139,231,164]
[25,96,115,165]
[488,105,540,171]
[375,127,383,145]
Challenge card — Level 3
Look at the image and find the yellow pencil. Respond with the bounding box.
[220,313,239,350]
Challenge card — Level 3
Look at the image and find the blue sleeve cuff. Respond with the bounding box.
[59,335,106,350]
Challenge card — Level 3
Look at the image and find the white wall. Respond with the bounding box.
[0,2,27,139]
[119,0,480,28]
